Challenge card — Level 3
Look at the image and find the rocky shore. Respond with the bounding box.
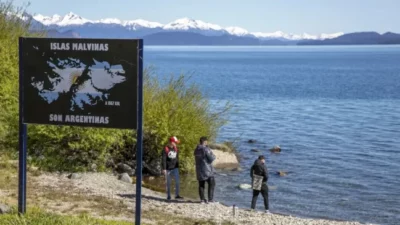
[29,172,374,225]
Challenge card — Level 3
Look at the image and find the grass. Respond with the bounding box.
[0,207,134,225]
[0,207,234,225]
[0,157,18,190]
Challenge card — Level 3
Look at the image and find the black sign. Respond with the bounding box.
[20,37,140,129]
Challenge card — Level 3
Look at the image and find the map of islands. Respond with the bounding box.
[30,57,126,111]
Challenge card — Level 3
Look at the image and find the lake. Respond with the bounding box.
[144,45,400,225]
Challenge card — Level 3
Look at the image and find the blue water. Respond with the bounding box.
[144,45,400,225]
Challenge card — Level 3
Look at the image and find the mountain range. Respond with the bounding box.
[24,12,400,45]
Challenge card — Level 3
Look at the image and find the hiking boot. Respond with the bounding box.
[175,195,184,200]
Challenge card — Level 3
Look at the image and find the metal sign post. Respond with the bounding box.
[135,39,144,225]
[18,38,27,214]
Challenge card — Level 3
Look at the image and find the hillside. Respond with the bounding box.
[298,32,400,45]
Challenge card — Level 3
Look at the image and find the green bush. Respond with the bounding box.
[0,1,35,150]
[143,69,231,172]
[0,2,231,173]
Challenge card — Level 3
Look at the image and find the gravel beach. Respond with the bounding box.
[34,172,376,225]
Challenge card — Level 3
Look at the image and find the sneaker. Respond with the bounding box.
[200,199,208,204]
[208,200,218,203]
[167,196,171,201]
[175,195,184,200]
[265,210,271,214]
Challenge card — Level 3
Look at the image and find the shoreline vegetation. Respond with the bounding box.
[0,2,374,224]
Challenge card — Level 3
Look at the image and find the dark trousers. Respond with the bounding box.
[199,177,215,201]
[251,183,269,210]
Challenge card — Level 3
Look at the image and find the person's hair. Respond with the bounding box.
[258,155,265,160]
[199,136,208,144]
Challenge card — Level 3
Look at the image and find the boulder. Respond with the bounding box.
[211,149,240,170]
[105,158,115,168]
[143,159,161,176]
[276,171,287,176]
[90,163,97,172]
[238,184,252,190]
[125,160,136,169]
[119,173,133,183]
[0,203,11,214]
[231,167,243,172]
[248,139,257,143]
[207,143,232,152]
[68,173,82,179]
[116,163,135,176]
[269,145,281,153]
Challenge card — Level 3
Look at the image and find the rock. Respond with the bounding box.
[276,171,287,176]
[90,163,97,172]
[118,173,133,183]
[269,145,281,153]
[207,143,233,152]
[211,150,240,170]
[143,159,161,176]
[125,160,137,169]
[68,173,82,179]
[0,203,11,214]
[116,163,135,176]
[251,149,260,152]
[148,176,155,181]
[238,184,252,190]
[248,139,257,143]
[231,167,243,172]
[105,158,115,168]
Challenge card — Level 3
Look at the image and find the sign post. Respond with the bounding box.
[18,37,144,223]
[18,38,27,214]
[135,39,144,225]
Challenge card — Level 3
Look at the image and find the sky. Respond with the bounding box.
[13,0,400,34]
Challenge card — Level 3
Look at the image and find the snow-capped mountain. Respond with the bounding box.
[31,12,344,41]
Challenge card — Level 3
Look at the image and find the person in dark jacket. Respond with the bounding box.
[194,136,216,203]
[162,136,184,201]
[250,155,270,213]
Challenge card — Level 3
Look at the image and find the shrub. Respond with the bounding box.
[142,69,231,172]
